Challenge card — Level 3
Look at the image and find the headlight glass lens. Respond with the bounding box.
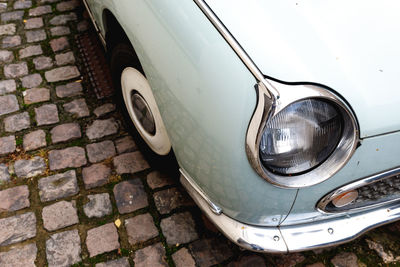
[259,98,343,175]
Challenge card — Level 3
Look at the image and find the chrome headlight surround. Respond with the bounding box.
[246,79,359,188]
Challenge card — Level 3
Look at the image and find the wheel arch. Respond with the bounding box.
[101,8,142,72]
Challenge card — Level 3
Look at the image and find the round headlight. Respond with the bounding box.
[259,98,343,175]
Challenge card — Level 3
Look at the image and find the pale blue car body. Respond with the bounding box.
[84,0,400,252]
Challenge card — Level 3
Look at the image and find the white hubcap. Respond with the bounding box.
[121,67,171,155]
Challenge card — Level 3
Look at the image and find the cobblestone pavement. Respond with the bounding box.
[1,0,400,266]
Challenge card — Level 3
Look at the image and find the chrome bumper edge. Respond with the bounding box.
[180,170,288,253]
[180,169,400,253]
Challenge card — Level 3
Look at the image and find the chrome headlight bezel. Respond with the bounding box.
[246,79,359,188]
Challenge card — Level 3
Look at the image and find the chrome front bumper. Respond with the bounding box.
[180,169,400,253]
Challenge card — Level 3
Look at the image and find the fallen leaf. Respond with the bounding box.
[115,219,121,228]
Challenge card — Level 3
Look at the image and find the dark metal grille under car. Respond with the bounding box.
[322,172,400,212]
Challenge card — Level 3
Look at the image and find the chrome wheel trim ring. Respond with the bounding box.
[121,67,171,155]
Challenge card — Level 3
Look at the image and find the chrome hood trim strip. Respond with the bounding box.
[193,0,278,98]
[181,169,400,253]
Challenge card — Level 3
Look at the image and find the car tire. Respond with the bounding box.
[110,42,178,172]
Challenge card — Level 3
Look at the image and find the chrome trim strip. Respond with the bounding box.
[179,169,222,215]
[181,168,400,252]
[193,0,278,98]
[180,171,288,253]
[318,166,400,213]
[82,0,106,48]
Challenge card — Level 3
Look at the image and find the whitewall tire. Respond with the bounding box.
[120,67,171,156]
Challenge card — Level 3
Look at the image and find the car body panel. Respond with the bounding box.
[84,0,298,226]
[206,0,400,138]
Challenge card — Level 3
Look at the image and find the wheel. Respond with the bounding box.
[110,42,178,171]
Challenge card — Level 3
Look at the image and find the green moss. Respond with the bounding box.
[15,136,23,146]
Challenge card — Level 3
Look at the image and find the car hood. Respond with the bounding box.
[206,0,400,138]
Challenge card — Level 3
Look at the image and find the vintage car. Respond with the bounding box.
[83,0,400,253]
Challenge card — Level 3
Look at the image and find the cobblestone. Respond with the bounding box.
[275,253,306,267]
[154,188,193,214]
[228,255,266,267]
[0,24,16,35]
[115,135,136,154]
[23,87,50,104]
[45,66,80,82]
[189,238,233,267]
[86,140,116,163]
[125,213,158,244]
[50,36,69,52]
[172,248,196,267]
[0,212,36,246]
[23,129,46,151]
[25,17,43,29]
[331,252,358,267]
[55,81,82,97]
[306,263,326,267]
[113,151,149,174]
[63,98,89,118]
[38,170,79,202]
[55,51,75,65]
[0,136,16,156]
[29,5,52,16]
[0,164,10,182]
[96,258,130,267]
[46,230,81,267]
[35,104,59,125]
[48,146,86,170]
[0,80,16,95]
[26,29,47,43]
[114,179,148,214]
[1,11,24,22]
[4,62,28,78]
[77,20,89,32]
[19,45,43,58]
[51,122,81,143]
[14,156,46,178]
[93,103,115,117]
[14,0,33,9]
[2,35,21,48]
[42,200,79,231]
[49,13,77,25]
[21,73,43,88]
[57,0,79,12]
[86,118,119,140]
[83,193,112,218]
[86,223,120,257]
[33,56,53,70]
[0,95,19,116]
[161,212,198,245]
[4,112,30,132]
[51,26,70,36]
[134,243,168,267]
[82,163,111,189]
[0,50,13,63]
[0,243,37,267]
[0,185,30,212]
